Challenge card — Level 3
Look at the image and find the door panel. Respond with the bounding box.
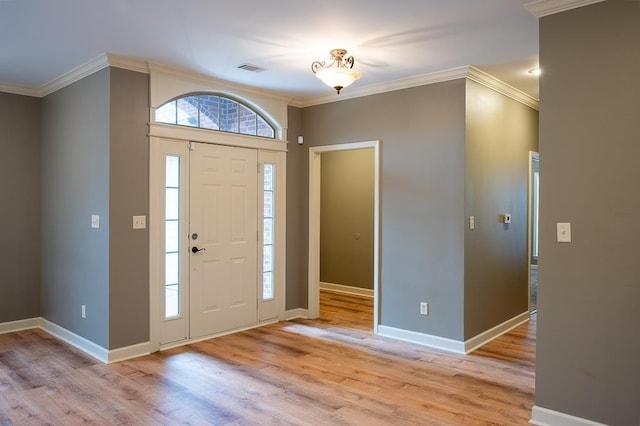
[190,143,258,338]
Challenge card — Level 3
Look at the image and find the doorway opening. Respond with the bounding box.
[308,141,380,333]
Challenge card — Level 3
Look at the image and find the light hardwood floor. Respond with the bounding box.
[0,292,535,425]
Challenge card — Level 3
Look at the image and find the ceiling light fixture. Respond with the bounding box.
[311,49,362,94]
[528,67,541,76]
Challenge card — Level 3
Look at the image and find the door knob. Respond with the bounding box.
[191,246,206,254]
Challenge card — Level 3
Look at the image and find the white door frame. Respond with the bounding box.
[527,151,539,313]
[308,140,380,333]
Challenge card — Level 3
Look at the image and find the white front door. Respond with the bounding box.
[189,143,258,338]
[152,137,284,350]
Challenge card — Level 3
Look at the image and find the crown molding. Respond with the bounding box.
[105,53,149,75]
[525,0,606,18]
[298,66,469,108]
[39,53,148,97]
[467,66,539,110]
[0,53,151,98]
[39,54,110,96]
[0,82,40,98]
[297,66,539,111]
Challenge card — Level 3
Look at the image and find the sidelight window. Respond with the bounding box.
[262,163,275,300]
[165,155,181,318]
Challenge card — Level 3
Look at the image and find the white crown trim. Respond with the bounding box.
[525,0,606,18]
[467,66,540,110]
[0,83,40,98]
[39,54,111,97]
[298,66,469,108]
[2,53,149,98]
[298,65,539,111]
[105,53,149,75]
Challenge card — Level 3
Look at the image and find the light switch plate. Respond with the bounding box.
[469,216,475,230]
[557,222,571,242]
[91,215,100,229]
[133,215,146,229]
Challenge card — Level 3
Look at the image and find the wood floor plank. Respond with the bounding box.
[0,292,536,425]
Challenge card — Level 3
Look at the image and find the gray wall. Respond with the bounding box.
[0,93,41,322]
[108,68,150,349]
[464,80,538,339]
[536,2,640,424]
[301,81,467,340]
[320,149,374,289]
[285,106,306,310]
[41,68,111,348]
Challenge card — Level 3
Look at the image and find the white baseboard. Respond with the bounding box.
[108,341,151,363]
[285,308,309,320]
[320,282,374,298]
[378,311,531,355]
[465,311,530,353]
[0,317,40,334]
[40,318,109,363]
[1,317,151,364]
[377,325,466,354]
[530,406,608,426]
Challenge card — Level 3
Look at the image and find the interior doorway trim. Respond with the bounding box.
[527,150,540,313]
[308,140,380,333]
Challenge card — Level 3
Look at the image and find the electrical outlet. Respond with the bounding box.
[420,302,429,316]
[81,305,86,319]
[132,215,146,229]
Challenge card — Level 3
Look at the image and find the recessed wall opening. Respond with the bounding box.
[308,141,380,332]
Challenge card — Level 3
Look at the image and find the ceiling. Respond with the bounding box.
[0,1,540,103]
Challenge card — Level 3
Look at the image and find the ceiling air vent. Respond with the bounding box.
[237,63,266,72]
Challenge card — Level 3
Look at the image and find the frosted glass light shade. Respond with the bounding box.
[314,67,362,93]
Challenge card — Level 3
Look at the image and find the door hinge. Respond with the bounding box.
[189,141,196,151]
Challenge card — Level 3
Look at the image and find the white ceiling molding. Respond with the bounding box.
[104,53,149,75]
[2,53,538,112]
[467,66,539,111]
[525,0,606,18]
[39,54,111,97]
[19,53,149,98]
[298,66,539,111]
[0,82,40,98]
[297,67,470,108]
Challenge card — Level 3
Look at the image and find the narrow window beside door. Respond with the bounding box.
[165,155,181,318]
[262,163,275,300]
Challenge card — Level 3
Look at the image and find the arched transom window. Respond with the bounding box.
[155,93,275,139]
